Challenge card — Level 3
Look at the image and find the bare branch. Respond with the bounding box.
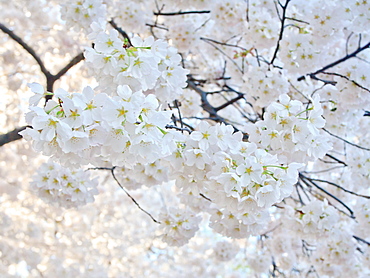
[200,38,244,73]
[215,94,245,111]
[165,124,192,133]
[54,52,85,81]
[154,10,210,16]
[323,128,370,151]
[0,126,30,147]
[199,193,212,202]
[353,235,370,246]
[298,41,370,81]
[321,71,370,93]
[325,153,347,166]
[307,178,370,199]
[300,173,355,218]
[109,19,132,46]
[1,22,85,96]
[89,166,160,223]
[270,0,291,65]
[0,23,52,78]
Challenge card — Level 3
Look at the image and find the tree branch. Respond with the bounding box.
[299,173,355,219]
[1,22,85,97]
[154,10,210,16]
[298,41,370,81]
[109,19,132,46]
[270,0,291,65]
[321,71,370,93]
[0,23,52,78]
[89,166,161,223]
[0,126,30,147]
[111,167,160,223]
[323,128,370,151]
[306,177,370,199]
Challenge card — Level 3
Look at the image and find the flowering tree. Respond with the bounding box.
[1,0,370,277]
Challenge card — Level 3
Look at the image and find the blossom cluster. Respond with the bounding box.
[84,30,189,103]
[246,94,332,163]
[7,0,370,276]
[213,241,239,262]
[163,121,302,238]
[60,0,107,33]
[293,199,339,238]
[242,64,290,109]
[30,160,98,208]
[20,83,178,168]
[158,207,201,246]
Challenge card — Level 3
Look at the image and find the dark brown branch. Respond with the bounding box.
[321,72,370,93]
[285,17,309,25]
[165,124,192,133]
[323,128,370,151]
[325,153,347,166]
[0,126,30,147]
[89,167,160,224]
[200,38,243,73]
[307,178,370,199]
[298,41,370,81]
[111,166,160,223]
[200,37,249,51]
[300,173,355,218]
[0,23,52,78]
[353,235,370,246]
[187,78,226,123]
[1,22,85,96]
[54,52,85,81]
[145,23,169,31]
[215,94,245,111]
[199,193,212,202]
[154,10,210,16]
[109,19,132,46]
[45,52,85,101]
[270,0,291,65]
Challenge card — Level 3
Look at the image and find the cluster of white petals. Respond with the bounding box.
[158,207,201,246]
[84,30,189,103]
[213,241,239,262]
[2,0,370,276]
[20,84,178,168]
[30,161,98,208]
[163,121,302,238]
[246,94,332,163]
[60,0,107,33]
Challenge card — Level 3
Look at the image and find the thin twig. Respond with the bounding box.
[200,37,249,51]
[353,235,370,246]
[321,71,370,93]
[325,153,347,166]
[300,174,355,218]
[90,166,160,223]
[215,94,245,111]
[199,193,212,202]
[270,0,291,65]
[298,41,370,81]
[111,167,161,223]
[1,22,85,96]
[109,19,132,46]
[200,38,243,73]
[306,178,370,199]
[154,10,210,16]
[323,128,370,151]
[165,124,192,133]
[0,23,51,78]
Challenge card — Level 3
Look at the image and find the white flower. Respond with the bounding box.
[30,161,98,208]
[28,82,47,106]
